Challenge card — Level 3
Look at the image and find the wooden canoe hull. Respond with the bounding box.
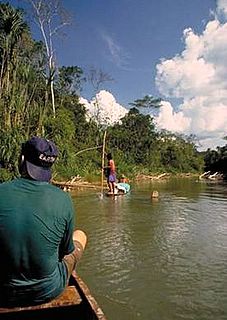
[106,192,128,197]
[0,272,106,320]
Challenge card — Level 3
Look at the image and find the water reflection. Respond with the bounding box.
[72,179,227,320]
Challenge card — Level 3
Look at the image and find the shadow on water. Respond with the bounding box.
[72,178,227,320]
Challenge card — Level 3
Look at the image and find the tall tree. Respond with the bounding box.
[0,3,28,93]
[27,0,71,117]
[0,3,29,128]
[109,107,157,164]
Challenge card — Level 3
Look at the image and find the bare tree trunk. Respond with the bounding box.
[28,0,70,119]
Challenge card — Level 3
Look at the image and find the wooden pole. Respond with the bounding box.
[101,130,107,195]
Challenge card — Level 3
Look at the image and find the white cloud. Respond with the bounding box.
[155,4,227,150]
[101,32,130,69]
[80,2,227,151]
[216,0,227,18]
[80,90,128,126]
[155,101,191,132]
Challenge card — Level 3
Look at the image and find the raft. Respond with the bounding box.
[0,272,107,320]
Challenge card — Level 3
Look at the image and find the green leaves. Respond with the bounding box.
[57,66,85,95]
[129,95,161,109]
[0,3,205,182]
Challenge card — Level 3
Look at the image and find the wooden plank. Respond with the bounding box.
[74,273,107,320]
[0,286,82,313]
[0,273,107,319]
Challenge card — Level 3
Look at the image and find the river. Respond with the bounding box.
[72,178,227,320]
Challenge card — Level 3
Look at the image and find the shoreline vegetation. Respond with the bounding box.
[52,171,224,192]
[51,174,175,191]
[52,173,176,191]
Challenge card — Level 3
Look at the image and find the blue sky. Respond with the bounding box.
[61,0,216,106]
[10,0,216,105]
[58,0,216,105]
[7,0,227,150]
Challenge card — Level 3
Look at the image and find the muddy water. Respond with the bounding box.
[72,178,227,320]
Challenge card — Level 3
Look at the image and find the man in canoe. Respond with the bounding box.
[0,137,87,307]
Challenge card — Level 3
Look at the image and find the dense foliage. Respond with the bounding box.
[0,3,206,182]
[203,146,227,177]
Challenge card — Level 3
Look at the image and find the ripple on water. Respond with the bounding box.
[74,182,227,320]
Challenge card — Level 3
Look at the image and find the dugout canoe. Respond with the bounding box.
[0,272,107,320]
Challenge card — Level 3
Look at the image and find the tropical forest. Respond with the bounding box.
[0,2,226,183]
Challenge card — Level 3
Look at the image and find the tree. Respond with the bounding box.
[129,95,161,109]
[57,66,85,96]
[0,3,28,94]
[109,107,157,164]
[204,145,227,175]
[86,66,113,127]
[0,2,35,140]
[157,131,204,172]
[27,0,71,117]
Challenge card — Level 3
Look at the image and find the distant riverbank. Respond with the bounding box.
[52,172,202,191]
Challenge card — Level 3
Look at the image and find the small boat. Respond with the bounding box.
[0,272,107,320]
[106,183,131,197]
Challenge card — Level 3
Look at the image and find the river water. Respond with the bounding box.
[72,178,227,320]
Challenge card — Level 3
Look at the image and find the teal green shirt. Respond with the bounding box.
[0,178,75,306]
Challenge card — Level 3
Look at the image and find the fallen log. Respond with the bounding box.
[136,173,169,180]
[199,171,211,180]
[52,180,100,189]
[199,171,223,181]
[153,173,168,180]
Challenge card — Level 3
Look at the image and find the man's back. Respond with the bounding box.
[0,178,74,306]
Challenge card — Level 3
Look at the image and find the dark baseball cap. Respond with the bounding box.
[22,137,58,182]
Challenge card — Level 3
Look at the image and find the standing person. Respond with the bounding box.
[105,152,116,194]
[0,136,87,307]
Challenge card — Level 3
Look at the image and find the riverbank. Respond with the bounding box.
[52,172,201,191]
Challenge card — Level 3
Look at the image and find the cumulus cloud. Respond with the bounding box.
[80,90,128,126]
[80,1,227,151]
[155,3,227,150]
[155,101,191,132]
